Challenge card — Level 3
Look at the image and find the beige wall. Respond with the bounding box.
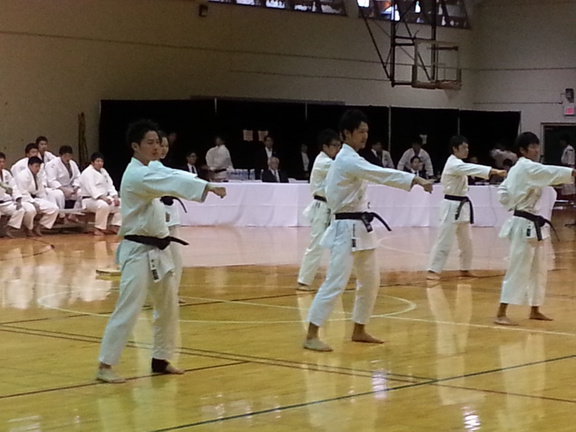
[0,0,475,161]
[472,0,576,139]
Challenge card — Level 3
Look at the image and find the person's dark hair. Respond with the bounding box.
[35,136,48,145]
[25,143,38,154]
[411,136,423,146]
[158,130,167,141]
[317,129,340,151]
[0,152,6,160]
[449,135,468,153]
[125,119,159,148]
[560,135,570,144]
[59,145,73,155]
[90,152,105,162]
[410,156,422,164]
[28,156,42,166]
[503,158,514,168]
[515,132,539,154]
[186,150,197,158]
[339,109,369,137]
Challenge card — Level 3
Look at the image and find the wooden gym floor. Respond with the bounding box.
[2,212,576,431]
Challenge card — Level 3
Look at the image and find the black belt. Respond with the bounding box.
[513,210,555,242]
[160,196,188,213]
[313,195,326,203]
[444,195,474,224]
[124,235,189,250]
[335,212,391,233]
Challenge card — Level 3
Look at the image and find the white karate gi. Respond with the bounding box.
[79,165,122,230]
[205,145,233,181]
[498,157,572,306]
[397,148,434,177]
[11,157,65,209]
[307,144,415,327]
[98,158,209,366]
[0,169,35,229]
[428,155,492,273]
[561,145,575,195]
[151,160,188,291]
[297,152,333,286]
[14,168,58,229]
[39,151,57,165]
[45,157,82,203]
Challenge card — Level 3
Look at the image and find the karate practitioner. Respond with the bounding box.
[297,129,342,291]
[36,136,57,165]
[304,110,433,352]
[15,157,59,236]
[96,119,226,383]
[205,136,233,182]
[495,132,576,326]
[0,152,35,237]
[156,132,186,295]
[79,152,121,236]
[45,145,82,207]
[427,136,507,280]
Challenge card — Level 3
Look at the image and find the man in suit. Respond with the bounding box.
[184,151,199,175]
[360,141,394,168]
[255,135,279,180]
[405,156,428,179]
[262,157,288,183]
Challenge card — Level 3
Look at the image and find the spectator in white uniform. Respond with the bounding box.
[45,145,81,210]
[79,152,121,236]
[0,152,35,237]
[397,136,434,178]
[36,136,57,165]
[205,135,233,182]
[14,157,59,236]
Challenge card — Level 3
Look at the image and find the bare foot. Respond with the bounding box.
[427,271,440,280]
[96,367,126,384]
[32,226,43,237]
[93,229,106,237]
[530,312,553,321]
[494,316,518,326]
[351,332,384,344]
[4,227,16,239]
[24,228,34,238]
[460,270,480,278]
[303,338,333,352]
[164,364,185,375]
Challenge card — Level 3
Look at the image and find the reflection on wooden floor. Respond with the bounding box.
[2,212,576,431]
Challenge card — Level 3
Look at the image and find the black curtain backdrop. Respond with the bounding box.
[214,99,307,175]
[459,110,521,165]
[99,99,215,187]
[390,107,459,175]
[99,99,520,186]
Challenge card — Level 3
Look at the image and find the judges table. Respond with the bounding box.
[179,183,556,228]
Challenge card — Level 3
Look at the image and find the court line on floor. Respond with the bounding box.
[0,323,428,383]
[150,352,576,431]
[0,361,246,401]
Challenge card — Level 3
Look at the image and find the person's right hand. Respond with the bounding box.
[208,185,226,198]
[415,177,433,193]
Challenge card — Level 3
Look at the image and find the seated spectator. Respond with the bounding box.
[361,140,394,168]
[397,136,434,178]
[184,151,199,175]
[0,152,36,238]
[255,135,279,180]
[262,157,288,183]
[15,157,59,237]
[467,156,487,185]
[79,152,121,236]
[490,142,518,169]
[490,158,514,184]
[297,143,311,180]
[205,135,233,182]
[11,142,65,211]
[36,136,57,165]
[405,156,428,179]
[45,146,81,212]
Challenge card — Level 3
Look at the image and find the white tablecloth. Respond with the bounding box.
[179,183,556,228]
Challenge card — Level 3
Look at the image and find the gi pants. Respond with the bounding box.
[428,200,473,273]
[169,225,183,291]
[0,201,30,229]
[500,217,547,306]
[307,220,379,326]
[98,241,179,366]
[32,198,59,229]
[298,200,330,286]
[83,198,122,230]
